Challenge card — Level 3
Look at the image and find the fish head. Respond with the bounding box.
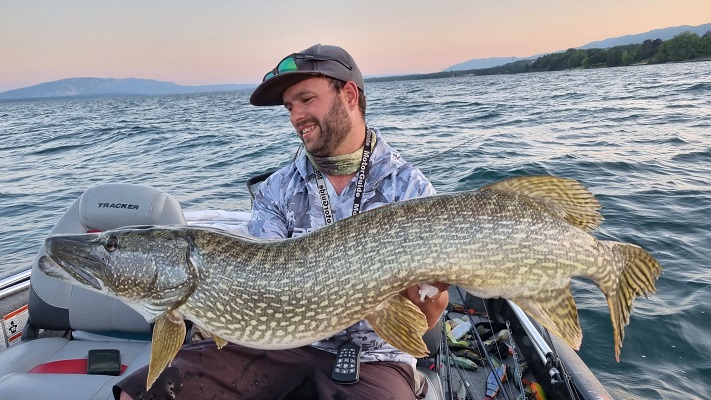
[39,226,200,321]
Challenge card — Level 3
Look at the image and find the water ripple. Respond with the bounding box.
[1,62,710,398]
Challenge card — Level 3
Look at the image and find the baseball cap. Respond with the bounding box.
[250,44,364,106]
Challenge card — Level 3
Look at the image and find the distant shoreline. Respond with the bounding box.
[0,89,253,104]
[371,29,711,84]
[365,58,711,84]
[2,59,708,103]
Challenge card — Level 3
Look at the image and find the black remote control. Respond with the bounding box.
[331,342,361,384]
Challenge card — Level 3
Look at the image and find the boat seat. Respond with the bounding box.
[417,367,444,400]
[26,183,186,335]
[0,183,185,400]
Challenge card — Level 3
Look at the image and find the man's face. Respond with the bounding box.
[282,77,352,157]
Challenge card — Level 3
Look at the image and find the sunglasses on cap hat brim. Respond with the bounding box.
[262,53,353,82]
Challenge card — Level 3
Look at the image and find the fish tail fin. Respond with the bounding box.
[602,241,662,362]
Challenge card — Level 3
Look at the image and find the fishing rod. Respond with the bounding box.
[542,328,579,399]
[507,301,564,384]
[479,297,520,400]
[454,287,513,400]
[443,334,475,400]
[508,300,584,399]
[414,131,489,179]
[506,320,527,397]
[441,322,454,400]
[416,132,487,167]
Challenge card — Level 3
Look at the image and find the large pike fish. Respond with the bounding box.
[39,176,661,389]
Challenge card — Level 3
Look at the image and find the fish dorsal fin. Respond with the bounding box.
[482,176,603,232]
[510,283,583,351]
[147,311,186,390]
[365,295,430,358]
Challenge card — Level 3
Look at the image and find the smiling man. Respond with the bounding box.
[115,44,448,400]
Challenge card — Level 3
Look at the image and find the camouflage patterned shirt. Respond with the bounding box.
[248,128,435,366]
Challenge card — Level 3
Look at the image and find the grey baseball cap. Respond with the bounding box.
[250,44,364,106]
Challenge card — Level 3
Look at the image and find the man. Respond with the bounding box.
[115,44,448,400]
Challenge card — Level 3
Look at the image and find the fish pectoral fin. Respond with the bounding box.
[192,325,230,349]
[482,176,602,232]
[146,311,186,390]
[211,334,229,349]
[365,295,429,358]
[511,284,583,351]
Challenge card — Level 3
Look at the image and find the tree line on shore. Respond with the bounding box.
[530,30,711,71]
[367,30,711,82]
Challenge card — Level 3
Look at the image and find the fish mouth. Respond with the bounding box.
[39,234,106,291]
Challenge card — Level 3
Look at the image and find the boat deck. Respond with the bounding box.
[436,288,535,400]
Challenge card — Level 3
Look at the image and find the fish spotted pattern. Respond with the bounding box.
[38,176,662,389]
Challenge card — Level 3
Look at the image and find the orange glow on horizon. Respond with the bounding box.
[1,1,710,91]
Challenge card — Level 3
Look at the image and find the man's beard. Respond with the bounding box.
[301,96,352,157]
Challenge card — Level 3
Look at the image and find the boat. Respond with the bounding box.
[0,181,613,400]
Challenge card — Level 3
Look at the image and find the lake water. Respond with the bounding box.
[1,62,710,399]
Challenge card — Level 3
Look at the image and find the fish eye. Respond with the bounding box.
[105,236,119,251]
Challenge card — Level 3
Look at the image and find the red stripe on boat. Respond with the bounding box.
[29,359,127,374]
[4,304,28,319]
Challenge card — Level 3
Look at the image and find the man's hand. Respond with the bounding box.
[401,282,450,330]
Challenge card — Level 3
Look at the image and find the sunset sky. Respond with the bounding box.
[1,1,710,92]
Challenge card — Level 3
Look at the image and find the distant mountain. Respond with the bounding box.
[578,23,711,49]
[445,22,711,71]
[0,77,257,100]
[443,56,540,71]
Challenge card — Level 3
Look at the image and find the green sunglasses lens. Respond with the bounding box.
[263,56,299,82]
[264,53,345,82]
[276,57,298,73]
